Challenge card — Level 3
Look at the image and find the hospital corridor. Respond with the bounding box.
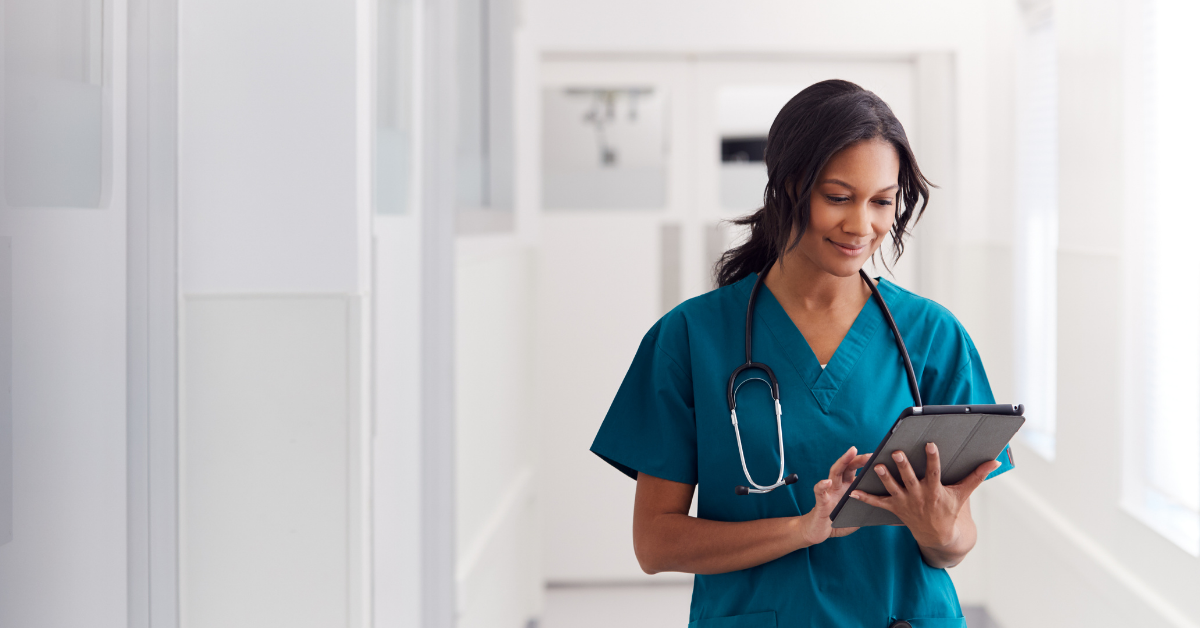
[2,0,1200,627]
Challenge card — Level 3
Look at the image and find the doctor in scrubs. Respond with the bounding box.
[590,79,1013,628]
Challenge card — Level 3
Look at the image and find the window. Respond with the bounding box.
[3,0,108,209]
[540,86,667,210]
[1122,0,1200,555]
[456,0,515,232]
[716,85,797,213]
[375,0,415,215]
[1013,6,1058,460]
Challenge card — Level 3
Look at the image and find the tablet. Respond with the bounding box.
[829,404,1025,528]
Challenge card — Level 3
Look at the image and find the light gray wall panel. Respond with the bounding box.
[0,238,9,547]
[182,295,357,628]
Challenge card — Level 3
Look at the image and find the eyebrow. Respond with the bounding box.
[819,178,899,194]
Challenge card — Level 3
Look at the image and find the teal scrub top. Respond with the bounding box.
[590,274,1014,628]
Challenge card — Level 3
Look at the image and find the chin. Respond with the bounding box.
[821,259,867,278]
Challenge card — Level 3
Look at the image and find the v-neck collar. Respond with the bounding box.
[735,273,890,413]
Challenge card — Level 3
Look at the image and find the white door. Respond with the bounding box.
[536,55,926,583]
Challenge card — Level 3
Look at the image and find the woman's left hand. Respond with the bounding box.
[849,443,1000,558]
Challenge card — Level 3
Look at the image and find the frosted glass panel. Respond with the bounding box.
[3,0,106,208]
[457,0,486,207]
[542,87,667,210]
[716,85,800,213]
[1146,0,1200,516]
[719,162,766,212]
[1013,18,1058,461]
[375,0,413,214]
[455,0,514,220]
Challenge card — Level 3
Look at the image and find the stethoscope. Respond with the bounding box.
[727,264,924,495]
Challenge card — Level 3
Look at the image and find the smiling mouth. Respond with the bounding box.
[828,240,868,256]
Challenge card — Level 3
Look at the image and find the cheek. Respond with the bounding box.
[806,201,838,231]
[873,209,895,235]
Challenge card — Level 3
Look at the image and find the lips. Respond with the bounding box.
[828,239,868,256]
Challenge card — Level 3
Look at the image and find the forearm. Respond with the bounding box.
[635,511,818,575]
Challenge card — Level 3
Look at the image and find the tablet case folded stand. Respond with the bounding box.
[830,404,1025,528]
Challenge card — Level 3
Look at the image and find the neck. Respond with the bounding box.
[762,251,871,312]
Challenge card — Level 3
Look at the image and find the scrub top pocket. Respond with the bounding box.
[687,610,776,628]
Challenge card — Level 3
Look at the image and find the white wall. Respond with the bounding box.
[373,213,424,628]
[178,0,373,625]
[455,241,541,627]
[178,0,365,296]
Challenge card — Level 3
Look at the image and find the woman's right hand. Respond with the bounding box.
[798,446,872,545]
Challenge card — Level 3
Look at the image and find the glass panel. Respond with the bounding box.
[456,0,487,207]
[716,85,800,213]
[375,0,413,215]
[719,138,767,212]
[1013,18,1058,460]
[1145,0,1200,517]
[541,87,667,210]
[3,0,105,208]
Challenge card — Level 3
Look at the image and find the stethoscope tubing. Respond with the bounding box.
[727,263,922,495]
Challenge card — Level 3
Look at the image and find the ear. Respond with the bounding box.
[784,178,798,204]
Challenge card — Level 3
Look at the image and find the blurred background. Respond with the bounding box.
[1,0,1199,626]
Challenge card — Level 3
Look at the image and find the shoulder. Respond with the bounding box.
[647,275,755,364]
[877,279,981,366]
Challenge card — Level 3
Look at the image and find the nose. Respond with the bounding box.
[843,200,875,238]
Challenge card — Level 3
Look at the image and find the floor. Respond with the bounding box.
[540,584,1003,628]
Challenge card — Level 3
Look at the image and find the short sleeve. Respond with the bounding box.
[590,321,698,485]
[929,335,1015,480]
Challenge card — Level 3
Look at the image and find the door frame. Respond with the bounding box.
[126,0,180,625]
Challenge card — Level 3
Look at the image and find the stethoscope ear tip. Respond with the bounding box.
[784,473,799,485]
[735,486,750,496]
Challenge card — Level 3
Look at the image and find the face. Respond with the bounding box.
[793,138,900,278]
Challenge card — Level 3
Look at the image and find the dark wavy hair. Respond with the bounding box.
[714,79,932,287]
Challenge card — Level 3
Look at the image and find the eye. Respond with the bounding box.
[824,195,850,204]
[873,198,894,207]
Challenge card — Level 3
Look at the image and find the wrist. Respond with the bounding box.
[919,523,961,553]
[794,512,822,548]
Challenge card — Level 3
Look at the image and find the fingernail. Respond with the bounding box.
[927,442,936,454]
[850,492,861,500]
[875,465,887,475]
[892,452,904,462]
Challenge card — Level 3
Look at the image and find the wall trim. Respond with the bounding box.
[127,0,180,624]
[541,50,924,64]
[421,0,459,624]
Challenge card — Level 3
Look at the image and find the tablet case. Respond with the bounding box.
[830,404,1025,528]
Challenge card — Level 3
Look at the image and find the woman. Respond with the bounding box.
[590,80,1013,628]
